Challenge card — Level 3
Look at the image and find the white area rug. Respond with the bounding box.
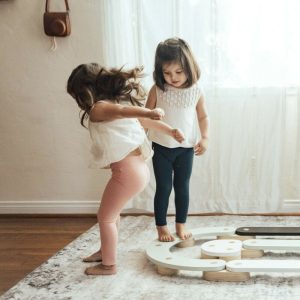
[1,215,300,300]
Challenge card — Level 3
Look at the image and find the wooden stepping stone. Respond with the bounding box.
[200,239,250,282]
[201,239,242,260]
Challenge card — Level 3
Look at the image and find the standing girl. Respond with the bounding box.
[146,38,209,242]
[67,63,184,275]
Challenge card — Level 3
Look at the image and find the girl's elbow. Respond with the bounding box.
[199,115,209,122]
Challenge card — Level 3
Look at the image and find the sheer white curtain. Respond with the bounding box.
[283,87,300,201]
[99,0,300,213]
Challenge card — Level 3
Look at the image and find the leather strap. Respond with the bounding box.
[45,0,70,13]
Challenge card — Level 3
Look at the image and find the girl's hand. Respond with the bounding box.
[149,108,165,120]
[194,138,208,155]
[172,129,185,143]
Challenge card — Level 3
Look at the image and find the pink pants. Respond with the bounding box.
[98,154,150,265]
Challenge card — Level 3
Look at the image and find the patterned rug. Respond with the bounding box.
[1,215,300,300]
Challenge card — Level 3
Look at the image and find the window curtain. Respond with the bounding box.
[99,0,300,213]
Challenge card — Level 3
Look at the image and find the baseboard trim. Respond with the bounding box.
[0,200,99,214]
[281,199,300,213]
[0,199,299,214]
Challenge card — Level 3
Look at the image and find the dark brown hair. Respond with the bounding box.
[67,64,146,127]
[153,37,200,91]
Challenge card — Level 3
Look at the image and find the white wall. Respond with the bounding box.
[0,0,109,213]
[0,1,298,214]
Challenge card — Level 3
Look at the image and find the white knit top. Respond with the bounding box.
[88,117,153,169]
[148,83,203,148]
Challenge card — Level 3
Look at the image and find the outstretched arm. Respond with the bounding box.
[139,118,185,143]
[194,94,209,155]
[89,101,164,122]
[144,85,184,143]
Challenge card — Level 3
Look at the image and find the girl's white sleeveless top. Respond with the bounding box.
[148,83,203,148]
[88,118,153,169]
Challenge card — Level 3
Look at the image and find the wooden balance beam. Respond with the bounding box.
[236,227,300,236]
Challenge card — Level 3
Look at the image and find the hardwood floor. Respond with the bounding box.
[0,216,97,296]
[1,213,299,296]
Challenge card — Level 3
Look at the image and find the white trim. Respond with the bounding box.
[0,199,299,214]
[281,199,300,213]
[0,200,99,214]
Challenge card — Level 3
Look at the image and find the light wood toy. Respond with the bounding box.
[146,226,300,281]
[146,227,235,275]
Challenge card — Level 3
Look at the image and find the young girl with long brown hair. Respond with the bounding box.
[67,63,184,275]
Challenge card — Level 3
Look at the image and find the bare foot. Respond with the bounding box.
[176,223,192,240]
[85,263,116,275]
[156,225,175,242]
[82,250,102,262]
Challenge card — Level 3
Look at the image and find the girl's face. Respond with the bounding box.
[162,62,187,88]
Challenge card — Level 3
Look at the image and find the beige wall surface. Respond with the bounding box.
[0,0,110,213]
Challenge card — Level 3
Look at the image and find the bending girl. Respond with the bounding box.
[67,63,184,275]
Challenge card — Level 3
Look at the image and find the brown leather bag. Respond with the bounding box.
[43,0,71,37]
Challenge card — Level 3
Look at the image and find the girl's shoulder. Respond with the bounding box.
[92,100,111,108]
[149,84,158,94]
[192,81,204,96]
[188,80,203,91]
[92,99,131,108]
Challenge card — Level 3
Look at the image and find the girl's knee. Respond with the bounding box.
[99,219,117,224]
[157,182,172,192]
[98,214,119,224]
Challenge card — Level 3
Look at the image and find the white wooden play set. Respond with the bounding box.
[146,226,300,281]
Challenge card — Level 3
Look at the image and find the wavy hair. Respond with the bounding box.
[67,64,146,127]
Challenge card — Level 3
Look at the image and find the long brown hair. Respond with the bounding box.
[67,64,146,127]
[153,37,200,91]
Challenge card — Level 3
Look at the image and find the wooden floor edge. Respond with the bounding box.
[1,212,300,218]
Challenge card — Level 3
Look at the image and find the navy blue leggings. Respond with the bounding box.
[152,142,194,226]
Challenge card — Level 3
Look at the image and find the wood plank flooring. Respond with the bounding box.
[0,216,97,296]
[1,212,299,296]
